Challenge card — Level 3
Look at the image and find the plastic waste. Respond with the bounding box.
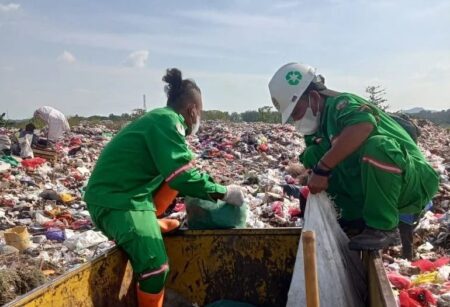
[19,134,34,158]
[185,197,247,230]
[59,193,75,203]
[401,287,437,306]
[21,157,47,169]
[4,226,32,251]
[388,273,411,289]
[63,230,108,251]
[45,228,66,242]
[411,271,444,285]
[35,212,52,225]
[411,257,450,272]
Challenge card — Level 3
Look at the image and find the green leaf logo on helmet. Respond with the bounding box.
[285,70,302,86]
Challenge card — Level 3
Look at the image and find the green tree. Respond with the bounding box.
[202,110,230,121]
[366,85,389,111]
[258,106,272,122]
[241,110,260,122]
[230,112,241,122]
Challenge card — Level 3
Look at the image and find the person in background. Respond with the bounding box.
[84,68,245,307]
[269,62,439,251]
[20,123,40,146]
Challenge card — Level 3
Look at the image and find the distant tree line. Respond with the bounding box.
[6,103,449,130]
[409,109,450,126]
[202,106,281,123]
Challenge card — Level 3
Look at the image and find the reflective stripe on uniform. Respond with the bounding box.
[362,156,402,174]
[139,263,169,281]
[165,161,194,183]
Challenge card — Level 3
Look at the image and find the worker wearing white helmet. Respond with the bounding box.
[269,63,439,251]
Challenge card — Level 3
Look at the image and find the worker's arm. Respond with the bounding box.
[307,123,373,194]
[319,122,373,170]
[308,97,379,194]
[147,114,227,201]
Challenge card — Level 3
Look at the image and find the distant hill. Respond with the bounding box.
[409,108,450,127]
[403,107,425,114]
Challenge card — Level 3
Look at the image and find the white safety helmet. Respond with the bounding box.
[268,63,316,124]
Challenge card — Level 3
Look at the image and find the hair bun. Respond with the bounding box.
[163,68,182,90]
[162,68,201,108]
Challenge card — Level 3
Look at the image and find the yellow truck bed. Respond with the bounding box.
[5,228,396,307]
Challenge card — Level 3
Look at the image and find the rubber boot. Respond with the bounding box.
[348,227,401,250]
[398,222,414,260]
[338,218,366,238]
[137,286,164,307]
[154,182,178,217]
[158,218,180,233]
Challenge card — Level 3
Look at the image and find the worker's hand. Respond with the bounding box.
[223,185,245,206]
[307,173,329,194]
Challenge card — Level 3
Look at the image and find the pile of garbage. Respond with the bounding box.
[0,120,307,303]
[186,121,306,228]
[0,124,116,304]
[0,118,449,304]
[384,119,450,306]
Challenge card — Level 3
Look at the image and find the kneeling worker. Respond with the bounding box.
[268,62,438,251]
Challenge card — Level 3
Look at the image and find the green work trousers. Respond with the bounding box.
[87,204,168,292]
[332,135,438,230]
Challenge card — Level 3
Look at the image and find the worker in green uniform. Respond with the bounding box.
[269,62,439,250]
[84,68,245,307]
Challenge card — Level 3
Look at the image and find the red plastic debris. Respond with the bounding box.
[69,137,82,146]
[174,202,186,212]
[399,291,421,307]
[71,219,92,230]
[284,175,296,184]
[222,153,234,161]
[407,287,437,306]
[411,257,450,272]
[271,201,283,217]
[258,143,269,152]
[288,207,301,217]
[21,157,47,169]
[0,198,16,207]
[300,186,310,199]
[388,273,412,289]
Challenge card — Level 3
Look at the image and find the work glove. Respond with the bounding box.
[223,185,245,206]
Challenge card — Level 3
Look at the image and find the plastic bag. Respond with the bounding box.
[185,196,247,230]
[388,272,411,289]
[19,133,34,158]
[63,230,108,251]
[21,157,47,169]
[412,257,450,272]
[411,271,444,285]
[287,192,367,307]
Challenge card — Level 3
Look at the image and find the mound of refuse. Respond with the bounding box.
[0,119,449,304]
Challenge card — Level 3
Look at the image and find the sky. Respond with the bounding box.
[1,0,450,119]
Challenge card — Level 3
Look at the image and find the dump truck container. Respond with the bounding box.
[6,228,396,307]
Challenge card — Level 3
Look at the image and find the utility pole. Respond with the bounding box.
[143,94,147,111]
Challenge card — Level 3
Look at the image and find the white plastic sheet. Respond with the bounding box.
[287,193,367,307]
[34,106,70,141]
[19,133,34,158]
[63,230,108,251]
[0,134,11,151]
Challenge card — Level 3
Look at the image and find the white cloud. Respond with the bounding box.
[0,3,20,12]
[125,50,149,68]
[57,51,76,64]
[177,10,286,28]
